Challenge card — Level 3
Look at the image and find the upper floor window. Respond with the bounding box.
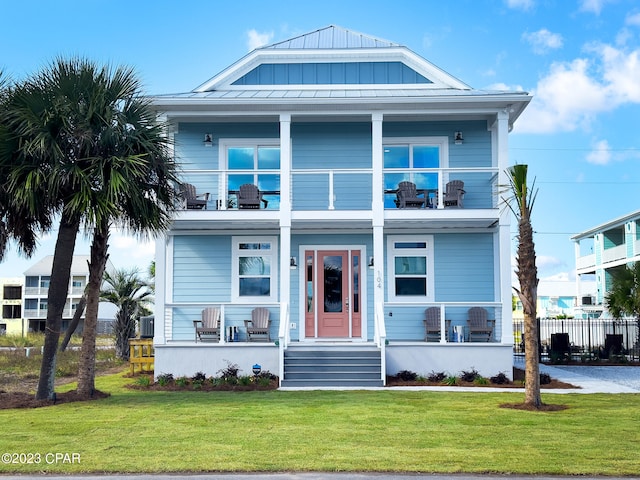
[383,137,448,209]
[387,235,434,303]
[231,236,279,303]
[221,140,281,209]
[3,286,21,300]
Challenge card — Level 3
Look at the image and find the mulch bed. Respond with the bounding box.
[0,368,577,410]
[0,389,110,410]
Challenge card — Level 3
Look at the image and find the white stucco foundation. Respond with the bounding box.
[154,343,279,380]
[385,343,514,380]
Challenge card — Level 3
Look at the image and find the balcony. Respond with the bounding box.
[602,244,627,264]
[178,167,499,213]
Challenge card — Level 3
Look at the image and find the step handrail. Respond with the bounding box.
[374,301,386,385]
[278,301,290,386]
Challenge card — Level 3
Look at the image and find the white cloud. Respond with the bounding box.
[536,255,565,271]
[586,139,613,165]
[109,232,155,271]
[522,29,563,54]
[246,29,273,51]
[626,12,640,26]
[505,0,534,10]
[515,44,640,134]
[579,0,611,15]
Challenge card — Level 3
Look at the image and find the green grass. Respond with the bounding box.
[1,371,639,475]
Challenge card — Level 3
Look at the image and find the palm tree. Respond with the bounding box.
[504,164,542,408]
[1,58,179,399]
[605,263,640,346]
[101,268,152,360]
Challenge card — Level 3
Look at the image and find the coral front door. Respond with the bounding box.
[304,249,362,339]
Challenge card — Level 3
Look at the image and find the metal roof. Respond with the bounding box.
[572,209,640,240]
[260,25,400,50]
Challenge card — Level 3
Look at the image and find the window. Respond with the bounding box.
[3,286,21,300]
[383,137,448,208]
[387,236,434,302]
[232,237,278,303]
[222,140,281,209]
[40,276,51,289]
[2,305,21,319]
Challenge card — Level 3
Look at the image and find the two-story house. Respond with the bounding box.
[151,26,531,386]
[573,209,640,318]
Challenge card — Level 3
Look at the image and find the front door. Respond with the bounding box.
[304,249,362,339]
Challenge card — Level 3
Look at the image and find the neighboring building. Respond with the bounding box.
[151,25,531,385]
[1,277,24,335]
[512,280,597,320]
[573,209,640,318]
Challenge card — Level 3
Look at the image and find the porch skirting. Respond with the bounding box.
[385,343,514,380]
[154,343,279,379]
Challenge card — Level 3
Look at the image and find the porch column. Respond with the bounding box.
[279,114,292,328]
[494,109,512,344]
[154,236,167,345]
[372,113,385,315]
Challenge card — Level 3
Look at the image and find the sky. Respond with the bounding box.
[1,0,639,284]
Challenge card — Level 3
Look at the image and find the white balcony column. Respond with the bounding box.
[154,236,168,345]
[493,109,512,343]
[372,113,385,310]
[279,114,292,322]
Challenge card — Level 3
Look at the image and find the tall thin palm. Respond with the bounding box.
[1,58,179,399]
[504,164,541,408]
[101,268,152,360]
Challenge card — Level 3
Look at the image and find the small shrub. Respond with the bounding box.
[192,371,207,383]
[539,373,551,385]
[490,372,510,385]
[157,373,174,386]
[175,376,189,388]
[473,376,489,386]
[443,375,458,386]
[460,368,479,382]
[192,380,203,390]
[218,361,240,380]
[239,375,252,386]
[427,371,446,383]
[257,376,273,387]
[135,376,151,388]
[396,370,418,381]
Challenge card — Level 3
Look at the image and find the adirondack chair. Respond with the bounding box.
[423,307,450,342]
[467,307,495,342]
[244,307,271,342]
[394,181,426,209]
[443,180,465,208]
[179,183,209,210]
[193,307,220,342]
[238,183,268,209]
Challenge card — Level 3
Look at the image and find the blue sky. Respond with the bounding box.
[1,0,639,283]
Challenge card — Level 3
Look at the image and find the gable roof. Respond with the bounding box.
[193,25,472,92]
[153,26,531,128]
[260,25,400,50]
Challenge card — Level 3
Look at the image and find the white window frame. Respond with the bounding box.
[231,236,279,304]
[386,235,435,303]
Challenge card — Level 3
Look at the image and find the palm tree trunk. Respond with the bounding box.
[36,211,80,400]
[77,220,109,397]
[59,292,86,352]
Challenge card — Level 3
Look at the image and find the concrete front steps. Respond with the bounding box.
[280,345,384,388]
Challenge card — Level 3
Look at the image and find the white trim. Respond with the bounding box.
[231,236,279,304]
[386,235,435,303]
[297,244,368,342]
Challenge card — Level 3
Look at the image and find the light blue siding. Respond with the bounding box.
[232,62,431,85]
[292,122,372,169]
[434,233,494,302]
[173,236,231,303]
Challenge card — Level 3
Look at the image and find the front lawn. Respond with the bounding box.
[0,371,639,475]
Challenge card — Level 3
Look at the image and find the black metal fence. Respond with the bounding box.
[513,317,640,363]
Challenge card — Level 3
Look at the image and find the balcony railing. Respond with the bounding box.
[179,167,499,212]
[602,244,628,263]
